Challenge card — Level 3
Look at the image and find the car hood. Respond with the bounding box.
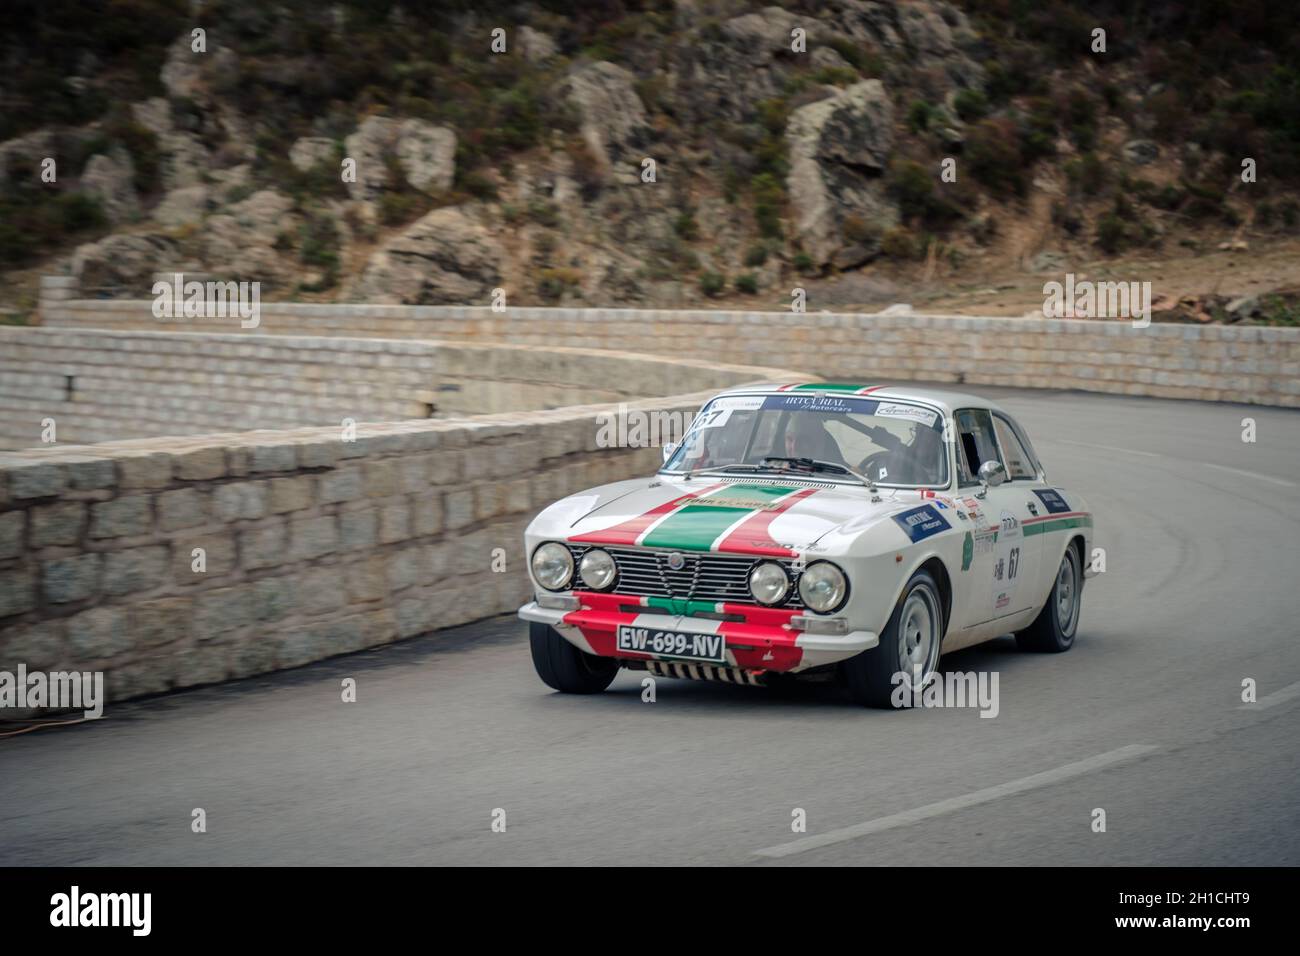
[540,475,923,557]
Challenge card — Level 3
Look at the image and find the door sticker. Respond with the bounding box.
[1033,488,1071,514]
[992,510,1023,612]
[892,505,950,543]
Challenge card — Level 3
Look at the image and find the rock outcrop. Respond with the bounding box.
[71,233,181,294]
[786,79,897,267]
[352,206,504,304]
[79,148,139,224]
[563,62,650,174]
[343,117,456,201]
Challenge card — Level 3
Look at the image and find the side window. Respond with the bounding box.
[992,414,1037,480]
[955,409,1002,486]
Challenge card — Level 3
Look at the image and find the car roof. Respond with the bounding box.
[712,382,1009,417]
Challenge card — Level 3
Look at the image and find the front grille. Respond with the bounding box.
[567,544,804,609]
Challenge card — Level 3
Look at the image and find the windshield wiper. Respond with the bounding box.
[703,457,878,493]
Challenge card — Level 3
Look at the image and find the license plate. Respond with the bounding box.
[616,625,726,664]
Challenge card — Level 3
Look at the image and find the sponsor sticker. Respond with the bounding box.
[762,393,862,413]
[876,402,939,427]
[713,395,766,411]
[1033,488,1071,514]
[892,505,950,543]
[992,510,1023,611]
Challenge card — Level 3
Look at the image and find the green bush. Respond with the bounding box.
[527,200,560,228]
[881,226,920,260]
[0,191,108,266]
[744,243,768,267]
[673,211,700,241]
[378,191,432,227]
[1064,152,1107,197]
[53,193,109,233]
[813,66,859,87]
[699,271,726,297]
[827,38,881,76]
[537,267,582,302]
[966,119,1026,197]
[886,160,959,227]
[458,170,498,200]
[1017,98,1058,162]
[752,172,786,239]
[735,273,759,295]
[953,89,989,122]
[1095,214,1126,254]
[907,100,937,133]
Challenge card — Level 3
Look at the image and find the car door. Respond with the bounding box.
[953,408,1040,625]
[991,412,1058,606]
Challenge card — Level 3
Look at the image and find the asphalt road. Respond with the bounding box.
[3,386,1299,866]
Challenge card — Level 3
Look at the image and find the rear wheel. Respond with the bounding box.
[529,621,619,694]
[843,570,943,708]
[1016,544,1082,653]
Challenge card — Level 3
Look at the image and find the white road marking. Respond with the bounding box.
[1054,438,1161,458]
[1202,462,1296,488]
[753,744,1158,859]
[1052,440,1296,487]
[1239,679,1300,711]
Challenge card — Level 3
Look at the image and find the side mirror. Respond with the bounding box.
[977,460,1007,495]
[661,441,679,464]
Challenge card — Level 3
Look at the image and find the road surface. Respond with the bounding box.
[3,385,1298,865]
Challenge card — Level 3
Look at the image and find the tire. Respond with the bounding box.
[529,621,619,694]
[1016,543,1083,653]
[843,570,944,708]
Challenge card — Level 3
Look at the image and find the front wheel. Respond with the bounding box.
[1016,544,1082,652]
[843,570,944,708]
[529,621,619,694]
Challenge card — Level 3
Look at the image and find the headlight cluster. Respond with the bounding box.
[747,562,790,605]
[531,543,619,592]
[532,539,847,612]
[578,548,617,590]
[798,561,848,613]
[531,542,574,591]
[747,559,847,611]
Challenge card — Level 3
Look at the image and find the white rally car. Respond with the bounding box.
[519,384,1093,707]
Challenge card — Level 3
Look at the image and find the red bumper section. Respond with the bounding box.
[560,591,805,672]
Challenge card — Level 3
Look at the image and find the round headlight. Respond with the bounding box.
[799,561,848,613]
[578,548,617,590]
[748,561,790,606]
[531,542,574,591]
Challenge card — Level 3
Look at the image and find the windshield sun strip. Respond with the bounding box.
[660,393,951,489]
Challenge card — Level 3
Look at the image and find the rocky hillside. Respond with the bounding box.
[2,0,1298,319]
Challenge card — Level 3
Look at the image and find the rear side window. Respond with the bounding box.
[992,414,1038,480]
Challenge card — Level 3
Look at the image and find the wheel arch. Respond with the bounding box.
[902,554,954,638]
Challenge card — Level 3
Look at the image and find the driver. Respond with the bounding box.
[869,424,945,484]
[780,415,844,464]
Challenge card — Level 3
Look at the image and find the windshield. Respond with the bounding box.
[664,393,949,487]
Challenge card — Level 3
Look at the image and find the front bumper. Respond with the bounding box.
[519,591,878,673]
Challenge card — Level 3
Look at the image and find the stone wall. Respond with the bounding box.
[0,393,735,711]
[0,326,781,450]
[38,276,1300,407]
